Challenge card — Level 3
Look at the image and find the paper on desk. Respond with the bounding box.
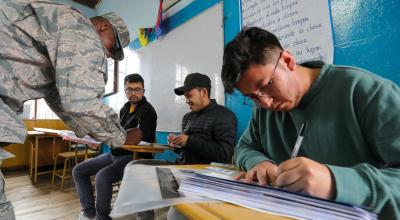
[33,127,62,134]
[33,128,101,146]
[110,164,217,219]
[137,141,151,146]
[179,168,377,220]
[0,148,15,160]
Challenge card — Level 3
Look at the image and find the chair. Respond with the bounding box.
[51,142,97,191]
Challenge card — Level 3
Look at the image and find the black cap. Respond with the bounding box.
[174,73,211,96]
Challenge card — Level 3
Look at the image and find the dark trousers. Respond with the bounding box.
[0,169,15,220]
[72,153,132,220]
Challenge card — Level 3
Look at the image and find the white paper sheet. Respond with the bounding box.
[110,164,217,219]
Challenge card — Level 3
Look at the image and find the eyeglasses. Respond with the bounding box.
[125,88,145,94]
[243,52,282,105]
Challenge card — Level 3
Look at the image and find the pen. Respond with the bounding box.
[290,120,308,158]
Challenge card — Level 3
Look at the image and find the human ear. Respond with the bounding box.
[99,21,111,32]
[281,50,296,71]
[202,88,208,97]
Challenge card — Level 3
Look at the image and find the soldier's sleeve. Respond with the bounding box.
[44,11,126,147]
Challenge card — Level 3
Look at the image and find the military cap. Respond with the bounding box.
[99,12,130,61]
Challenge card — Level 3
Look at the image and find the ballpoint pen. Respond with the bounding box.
[290,120,308,158]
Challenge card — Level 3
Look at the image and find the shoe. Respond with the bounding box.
[77,211,95,220]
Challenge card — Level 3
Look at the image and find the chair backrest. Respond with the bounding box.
[68,142,98,162]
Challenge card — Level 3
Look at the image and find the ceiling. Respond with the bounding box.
[72,0,101,9]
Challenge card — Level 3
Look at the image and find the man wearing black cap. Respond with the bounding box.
[170,73,237,164]
[133,73,237,220]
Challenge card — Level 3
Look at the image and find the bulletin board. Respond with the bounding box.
[241,0,334,63]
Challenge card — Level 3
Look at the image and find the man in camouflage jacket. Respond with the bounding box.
[0,1,134,219]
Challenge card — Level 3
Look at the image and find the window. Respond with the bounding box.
[19,99,59,120]
[36,99,59,119]
[20,100,35,119]
[105,48,141,112]
[19,47,141,120]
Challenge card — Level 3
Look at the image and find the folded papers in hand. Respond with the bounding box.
[33,127,101,146]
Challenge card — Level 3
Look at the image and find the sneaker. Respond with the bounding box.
[77,211,95,220]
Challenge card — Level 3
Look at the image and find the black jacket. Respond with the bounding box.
[111,97,157,156]
[176,99,237,164]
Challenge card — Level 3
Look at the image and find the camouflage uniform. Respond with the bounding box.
[0,1,130,218]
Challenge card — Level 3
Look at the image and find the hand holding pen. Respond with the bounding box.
[168,132,188,148]
[234,121,309,186]
[275,120,335,199]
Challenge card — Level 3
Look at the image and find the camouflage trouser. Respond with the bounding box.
[0,168,15,220]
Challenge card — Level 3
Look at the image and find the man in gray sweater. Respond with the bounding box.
[221,27,400,219]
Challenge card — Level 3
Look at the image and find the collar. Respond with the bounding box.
[298,61,332,108]
[123,96,148,111]
[196,99,217,114]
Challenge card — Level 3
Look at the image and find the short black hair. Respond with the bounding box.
[124,73,144,87]
[221,27,283,93]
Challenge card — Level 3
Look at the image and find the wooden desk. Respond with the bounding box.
[175,203,292,220]
[173,165,292,220]
[122,144,172,160]
[27,131,61,183]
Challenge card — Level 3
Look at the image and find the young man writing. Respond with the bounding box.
[221,27,400,219]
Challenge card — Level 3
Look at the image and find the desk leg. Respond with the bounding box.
[29,139,34,178]
[34,137,38,184]
[52,138,56,162]
[133,152,138,160]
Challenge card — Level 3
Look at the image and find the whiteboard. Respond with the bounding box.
[241,0,334,63]
[134,2,224,132]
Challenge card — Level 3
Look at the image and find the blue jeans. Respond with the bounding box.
[72,153,132,220]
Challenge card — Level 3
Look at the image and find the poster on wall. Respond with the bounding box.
[241,0,334,63]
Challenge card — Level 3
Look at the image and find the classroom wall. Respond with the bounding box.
[224,0,400,137]
[0,0,393,164]
[94,0,400,138]
[96,0,160,41]
[61,0,399,142]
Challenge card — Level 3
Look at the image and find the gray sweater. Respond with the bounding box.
[234,62,400,219]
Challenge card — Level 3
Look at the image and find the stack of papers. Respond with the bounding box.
[33,127,101,146]
[179,168,377,220]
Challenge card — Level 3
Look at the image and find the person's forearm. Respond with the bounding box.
[328,163,400,219]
